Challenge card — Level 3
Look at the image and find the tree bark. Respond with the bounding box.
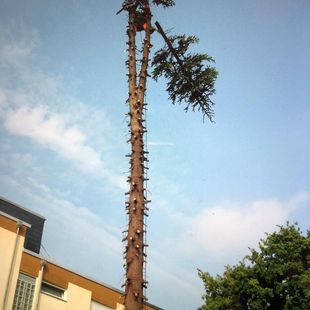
[124,2,152,309]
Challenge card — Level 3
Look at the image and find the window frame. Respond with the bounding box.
[40,281,66,300]
[13,273,36,310]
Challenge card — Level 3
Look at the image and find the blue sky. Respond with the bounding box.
[0,0,309,309]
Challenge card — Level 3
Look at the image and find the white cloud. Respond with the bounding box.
[143,192,310,309]
[0,25,122,185]
[3,105,105,175]
[180,194,310,257]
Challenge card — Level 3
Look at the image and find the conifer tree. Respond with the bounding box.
[118,1,218,309]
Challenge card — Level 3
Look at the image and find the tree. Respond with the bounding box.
[117,1,218,309]
[198,224,310,310]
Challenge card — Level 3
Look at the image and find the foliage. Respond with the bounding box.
[152,34,218,121]
[152,0,175,7]
[122,0,175,10]
[120,0,218,121]
[198,224,310,310]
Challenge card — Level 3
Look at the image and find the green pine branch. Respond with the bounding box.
[152,28,218,122]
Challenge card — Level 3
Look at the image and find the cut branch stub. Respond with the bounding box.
[123,2,152,309]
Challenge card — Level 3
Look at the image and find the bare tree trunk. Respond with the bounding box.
[124,3,152,310]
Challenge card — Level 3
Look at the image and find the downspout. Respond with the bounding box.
[32,260,46,310]
[2,220,23,310]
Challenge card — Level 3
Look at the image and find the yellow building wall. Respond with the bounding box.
[38,293,67,310]
[0,227,15,306]
[0,217,26,310]
[91,300,114,309]
[1,212,161,310]
[116,303,125,310]
[67,282,91,310]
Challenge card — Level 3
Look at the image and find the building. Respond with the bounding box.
[0,196,162,310]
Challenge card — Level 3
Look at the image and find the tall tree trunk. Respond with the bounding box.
[124,3,152,310]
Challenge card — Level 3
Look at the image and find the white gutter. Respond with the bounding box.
[32,260,46,310]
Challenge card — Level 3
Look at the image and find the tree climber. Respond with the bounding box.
[116,1,155,32]
[133,2,155,33]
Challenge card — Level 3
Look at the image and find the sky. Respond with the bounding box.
[0,0,309,309]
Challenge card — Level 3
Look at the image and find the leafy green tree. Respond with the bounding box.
[117,1,217,309]
[198,224,310,310]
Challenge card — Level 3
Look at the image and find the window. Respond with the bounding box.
[41,282,64,299]
[13,273,35,310]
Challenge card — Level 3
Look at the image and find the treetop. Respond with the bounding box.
[198,223,310,310]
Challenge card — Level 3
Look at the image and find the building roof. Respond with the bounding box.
[0,197,164,309]
[0,196,45,254]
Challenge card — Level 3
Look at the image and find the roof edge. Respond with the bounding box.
[0,196,46,220]
[23,249,164,310]
[0,210,32,228]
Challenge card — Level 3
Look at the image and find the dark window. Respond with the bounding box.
[41,282,64,299]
